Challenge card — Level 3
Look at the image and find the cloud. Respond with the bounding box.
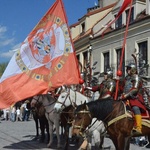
[12,43,21,50]
[0,25,7,40]
[0,42,21,60]
[0,25,19,62]
[1,50,15,58]
[0,38,15,47]
[0,25,7,36]
[0,25,16,47]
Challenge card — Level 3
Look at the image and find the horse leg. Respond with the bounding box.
[32,113,39,139]
[39,118,45,142]
[60,121,64,137]
[91,129,104,150]
[64,124,71,150]
[35,119,39,138]
[99,134,104,149]
[146,135,150,148]
[117,136,130,150]
[47,120,53,148]
[45,117,50,143]
[124,137,130,150]
[45,113,53,148]
[92,130,100,149]
[54,118,61,148]
[111,134,130,150]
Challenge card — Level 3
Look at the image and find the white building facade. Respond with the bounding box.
[70,0,150,84]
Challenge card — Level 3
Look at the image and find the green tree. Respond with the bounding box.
[0,62,8,77]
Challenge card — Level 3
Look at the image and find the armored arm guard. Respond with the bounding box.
[124,75,142,99]
[101,79,116,99]
[109,80,116,93]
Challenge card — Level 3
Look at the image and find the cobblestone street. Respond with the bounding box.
[0,118,150,150]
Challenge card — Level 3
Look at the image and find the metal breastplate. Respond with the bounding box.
[100,79,115,97]
[99,81,107,97]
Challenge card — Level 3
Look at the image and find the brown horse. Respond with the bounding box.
[60,105,77,150]
[72,99,150,150]
[31,101,50,143]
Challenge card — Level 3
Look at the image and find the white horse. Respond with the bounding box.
[54,88,90,112]
[31,94,61,148]
[54,88,106,150]
[81,118,108,150]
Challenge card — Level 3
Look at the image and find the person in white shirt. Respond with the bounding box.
[16,107,22,121]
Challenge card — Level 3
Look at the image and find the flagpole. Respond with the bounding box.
[114,0,133,100]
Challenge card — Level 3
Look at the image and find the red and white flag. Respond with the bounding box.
[0,0,80,109]
[116,0,132,18]
[102,0,132,35]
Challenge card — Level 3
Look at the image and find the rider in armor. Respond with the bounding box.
[120,63,146,134]
[86,68,116,99]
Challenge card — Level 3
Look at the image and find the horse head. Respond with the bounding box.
[30,95,41,108]
[72,101,92,138]
[54,90,69,113]
[54,88,89,113]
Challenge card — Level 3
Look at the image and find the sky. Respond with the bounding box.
[0,0,97,64]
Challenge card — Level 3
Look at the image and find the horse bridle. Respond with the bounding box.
[32,96,40,103]
[72,104,92,137]
[56,90,77,110]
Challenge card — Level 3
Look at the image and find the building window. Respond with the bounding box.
[115,14,122,29]
[126,7,134,24]
[76,55,82,72]
[116,48,125,77]
[81,22,85,33]
[83,51,88,69]
[138,41,148,76]
[103,52,110,72]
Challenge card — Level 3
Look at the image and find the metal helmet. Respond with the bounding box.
[105,68,113,78]
[126,63,137,74]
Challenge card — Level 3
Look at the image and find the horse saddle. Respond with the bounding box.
[125,101,150,119]
[141,110,150,119]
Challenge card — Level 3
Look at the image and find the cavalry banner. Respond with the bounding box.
[0,0,80,109]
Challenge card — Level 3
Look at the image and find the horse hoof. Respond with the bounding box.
[47,143,52,148]
[146,144,150,148]
[33,136,39,141]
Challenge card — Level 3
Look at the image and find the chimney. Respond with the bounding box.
[99,0,118,8]
[146,0,150,15]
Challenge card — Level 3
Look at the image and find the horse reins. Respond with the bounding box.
[55,92,71,109]
[32,96,40,103]
[73,104,92,137]
[56,89,78,110]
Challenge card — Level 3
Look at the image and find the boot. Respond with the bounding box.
[133,114,142,134]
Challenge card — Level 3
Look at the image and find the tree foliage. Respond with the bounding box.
[0,63,8,77]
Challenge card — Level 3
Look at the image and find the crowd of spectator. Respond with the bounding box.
[0,100,31,122]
